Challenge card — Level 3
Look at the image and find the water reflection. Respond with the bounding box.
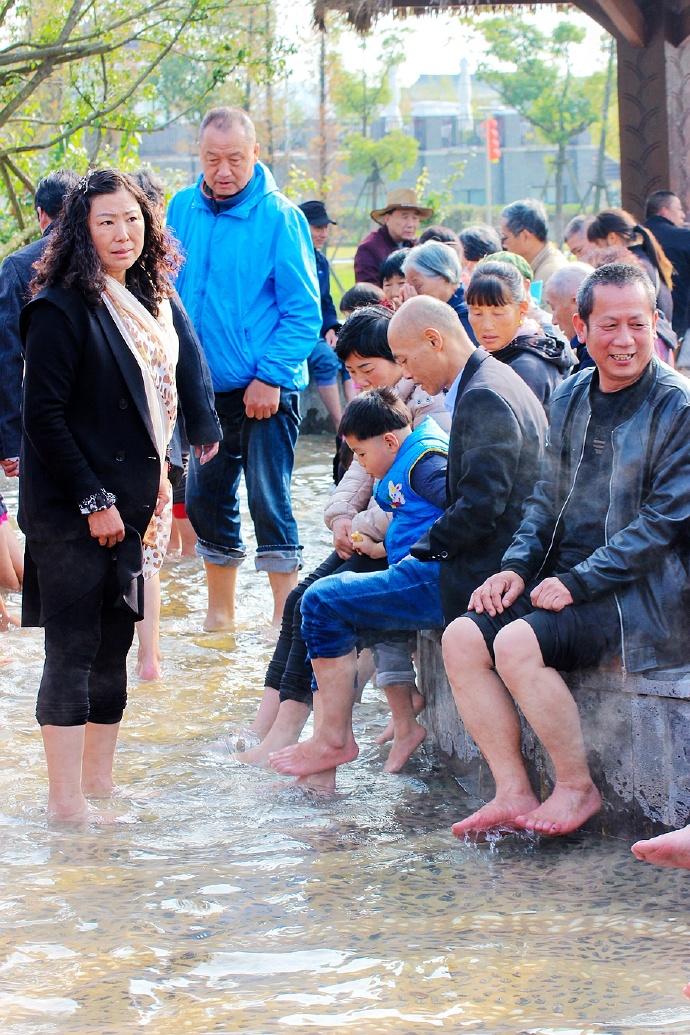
[0,437,688,1034]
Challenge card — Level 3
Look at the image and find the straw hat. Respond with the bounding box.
[370,188,433,225]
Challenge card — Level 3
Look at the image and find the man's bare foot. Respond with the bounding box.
[136,655,161,681]
[452,792,540,839]
[515,781,602,836]
[377,691,425,745]
[269,736,358,776]
[384,723,426,773]
[0,611,19,630]
[631,825,690,869]
[203,609,235,632]
[292,769,336,794]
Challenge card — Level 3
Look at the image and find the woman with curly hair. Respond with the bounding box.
[20,168,218,822]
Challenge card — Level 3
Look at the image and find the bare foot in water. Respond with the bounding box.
[631,825,690,869]
[384,723,426,773]
[269,735,359,776]
[48,800,126,824]
[236,725,301,767]
[452,792,540,839]
[136,655,161,681]
[292,769,337,794]
[377,691,425,746]
[515,781,602,836]
[203,610,235,632]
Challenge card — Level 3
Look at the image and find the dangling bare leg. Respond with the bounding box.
[442,618,540,837]
[381,684,426,773]
[236,698,311,766]
[269,653,359,775]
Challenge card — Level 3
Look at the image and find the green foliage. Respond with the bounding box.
[331,31,407,136]
[0,0,265,239]
[415,162,467,224]
[346,129,418,183]
[476,17,597,150]
[283,164,333,203]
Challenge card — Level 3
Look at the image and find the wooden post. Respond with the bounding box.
[618,12,690,218]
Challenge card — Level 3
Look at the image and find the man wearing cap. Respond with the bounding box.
[299,200,355,431]
[354,189,433,286]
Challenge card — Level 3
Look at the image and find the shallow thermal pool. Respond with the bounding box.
[0,435,689,1035]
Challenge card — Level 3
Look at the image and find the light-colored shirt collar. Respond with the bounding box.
[443,367,464,415]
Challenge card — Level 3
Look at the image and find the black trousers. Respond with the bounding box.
[35,555,136,727]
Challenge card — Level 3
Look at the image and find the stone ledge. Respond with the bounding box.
[418,628,690,838]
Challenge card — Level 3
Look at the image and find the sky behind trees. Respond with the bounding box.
[278,2,608,86]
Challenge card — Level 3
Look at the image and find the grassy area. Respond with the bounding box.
[325,243,356,309]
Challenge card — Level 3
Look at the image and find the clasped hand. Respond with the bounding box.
[468,571,573,616]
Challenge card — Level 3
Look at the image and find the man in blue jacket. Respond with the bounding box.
[167,107,321,630]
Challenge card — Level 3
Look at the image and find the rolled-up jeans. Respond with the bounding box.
[186,387,303,572]
[301,557,444,661]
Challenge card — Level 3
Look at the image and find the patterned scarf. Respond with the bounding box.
[102,276,179,578]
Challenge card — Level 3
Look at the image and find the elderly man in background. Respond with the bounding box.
[354,189,432,286]
[442,263,690,840]
[501,198,568,299]
[544,261,596,371]
[167,107,321,630]
[563,214,594,261]
[0,169,80,477]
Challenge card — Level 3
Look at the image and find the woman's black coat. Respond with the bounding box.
[18,284,219,543]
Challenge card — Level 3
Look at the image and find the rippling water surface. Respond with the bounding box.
[1,436,689,1035]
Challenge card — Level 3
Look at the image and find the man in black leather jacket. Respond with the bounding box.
[442,263,690,841]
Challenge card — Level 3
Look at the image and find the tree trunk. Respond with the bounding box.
[554,144,566,244]
[593,36,615,212]
[264,3,274,169]
[319,28,327,195]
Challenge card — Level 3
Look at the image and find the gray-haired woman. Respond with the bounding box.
[400,240,478,344]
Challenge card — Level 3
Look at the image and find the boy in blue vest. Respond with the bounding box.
[307,387,448,783]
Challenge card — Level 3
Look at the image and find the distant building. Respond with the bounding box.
[139,65,619,216]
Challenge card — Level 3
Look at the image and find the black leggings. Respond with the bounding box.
[265,550,387,705]
[36,561,136,727]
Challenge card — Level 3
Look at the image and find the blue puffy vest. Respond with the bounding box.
[374,418,449,565]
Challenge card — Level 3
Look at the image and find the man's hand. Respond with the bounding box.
[468,570,525,617]
[352,532,386,559]
[0,458,19,478]
[530,577,573,612]
[88,505,125,548]
[154,477,171,517]
[332,517,354,560]
[194,442,220,465]
[325,328,338,348]
[398,282,418,304]
[244,379,280,420]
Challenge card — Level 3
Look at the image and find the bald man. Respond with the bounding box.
[544,262,596,370]
[269,296,547,787]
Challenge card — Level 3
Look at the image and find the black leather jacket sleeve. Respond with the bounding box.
[411,388,528,561]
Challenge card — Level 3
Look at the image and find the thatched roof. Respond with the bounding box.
[312,0,690,48]
[314,1,577,34]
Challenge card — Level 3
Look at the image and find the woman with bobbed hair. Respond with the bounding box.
[401,240,477,343]
[466,260,573,407]
[458,224,502,284]
[21,168,219,821]
[587,208,674,322]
